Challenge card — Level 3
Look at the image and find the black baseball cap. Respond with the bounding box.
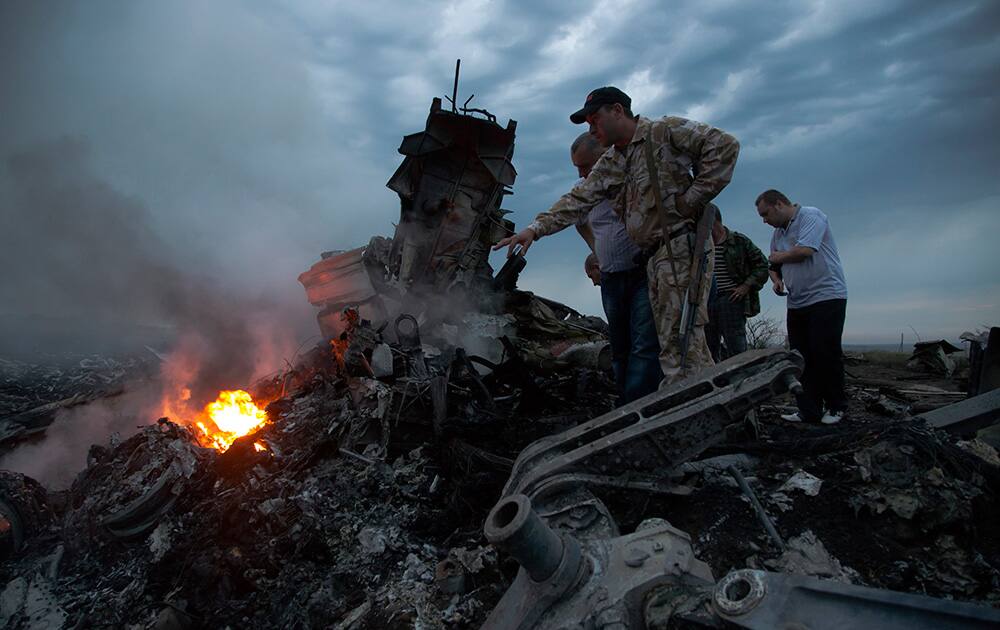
[570,86,631,124]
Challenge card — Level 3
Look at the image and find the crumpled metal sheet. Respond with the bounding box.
[385,98,516,293]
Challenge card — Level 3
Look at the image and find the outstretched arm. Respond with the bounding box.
[493,153,621,257]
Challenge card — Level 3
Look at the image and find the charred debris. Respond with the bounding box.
[2,80,1000,629]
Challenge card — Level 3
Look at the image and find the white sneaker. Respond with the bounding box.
[781,412,804,423]
[821,411,844,425]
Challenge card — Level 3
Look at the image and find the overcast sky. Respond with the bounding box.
[2,0,998,347]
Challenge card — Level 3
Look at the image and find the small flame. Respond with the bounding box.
[253,442,267,452]
[197,390,268,452]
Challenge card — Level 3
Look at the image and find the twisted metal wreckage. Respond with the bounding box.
[2,71,1000,628]
[296,80,1000,628]
[484,350,1000,629]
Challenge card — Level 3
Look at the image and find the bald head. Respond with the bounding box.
[571,132,602,157]
[571,132,604,178]
[585,252,601,286]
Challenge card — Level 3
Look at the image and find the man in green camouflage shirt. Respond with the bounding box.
[494,87,740,384]
[706,208,770,362]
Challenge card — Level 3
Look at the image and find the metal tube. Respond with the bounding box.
[451,59,460,112]
[484,494,564,582]
[728,465,785,552]
[782,373,804,395]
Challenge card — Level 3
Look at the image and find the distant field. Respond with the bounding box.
[845,345,970,370]
[858,349,910,366]
[843,344,907,352]
[845,342,968,352]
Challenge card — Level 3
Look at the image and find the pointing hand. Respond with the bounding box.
[493,228,537,257]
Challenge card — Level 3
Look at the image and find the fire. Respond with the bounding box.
[195,389,269,452]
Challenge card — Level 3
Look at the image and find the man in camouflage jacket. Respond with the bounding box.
[495,87,740,384]
[706,208,769,362]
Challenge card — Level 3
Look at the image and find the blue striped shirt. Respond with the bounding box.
[579,183,641,273]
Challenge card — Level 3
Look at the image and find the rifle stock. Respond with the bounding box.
[678,203,717,368]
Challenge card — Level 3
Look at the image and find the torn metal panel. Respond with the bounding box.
[298,248,376,307]
[915,387,1000,436]
[907,340,963,376]
[2,574,68,630]
[386,97,516,291]
[299,248,389,340]
[300,95,518,342]
[964,327,1000,397]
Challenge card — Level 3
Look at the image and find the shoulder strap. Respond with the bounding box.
[643,132,686,308]
[643,131,675,246]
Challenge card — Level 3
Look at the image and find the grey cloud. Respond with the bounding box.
[1,0,997,350]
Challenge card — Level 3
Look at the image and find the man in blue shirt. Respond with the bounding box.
[756,189,848,424]
[573,132,662,404]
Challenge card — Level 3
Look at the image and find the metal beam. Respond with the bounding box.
[914,388,1000,436]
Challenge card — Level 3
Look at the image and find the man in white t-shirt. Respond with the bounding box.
[756,189,848,424]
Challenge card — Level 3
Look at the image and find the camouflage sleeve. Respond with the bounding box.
[741,233,770,290]
[528,153,622,238]
[662,117,740,212]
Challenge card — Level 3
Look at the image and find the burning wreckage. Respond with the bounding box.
[2,93,1000,629]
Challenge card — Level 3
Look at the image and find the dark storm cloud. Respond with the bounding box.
[0,1,392,300]
[459,0,1000,341]
[1,0,997,346]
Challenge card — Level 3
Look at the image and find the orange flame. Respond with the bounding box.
[195,389,269,452]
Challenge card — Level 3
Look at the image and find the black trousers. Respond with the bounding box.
[786,298,847,421]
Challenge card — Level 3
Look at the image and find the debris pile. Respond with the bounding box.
[0,352,617,628]
[0,355,156,418]
[0,354,158,449]
[907,339,964,377]
[1,92,999,628]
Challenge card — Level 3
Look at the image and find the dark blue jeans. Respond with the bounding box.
[600,267,663,405]
[707,276,748,363]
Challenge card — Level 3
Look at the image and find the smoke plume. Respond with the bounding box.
[0,138,299,485]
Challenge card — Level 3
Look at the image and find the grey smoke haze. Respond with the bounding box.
[0,385,166,489]
[0,137,301,487]
[4,137,182,321]
[0,137,294,404]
